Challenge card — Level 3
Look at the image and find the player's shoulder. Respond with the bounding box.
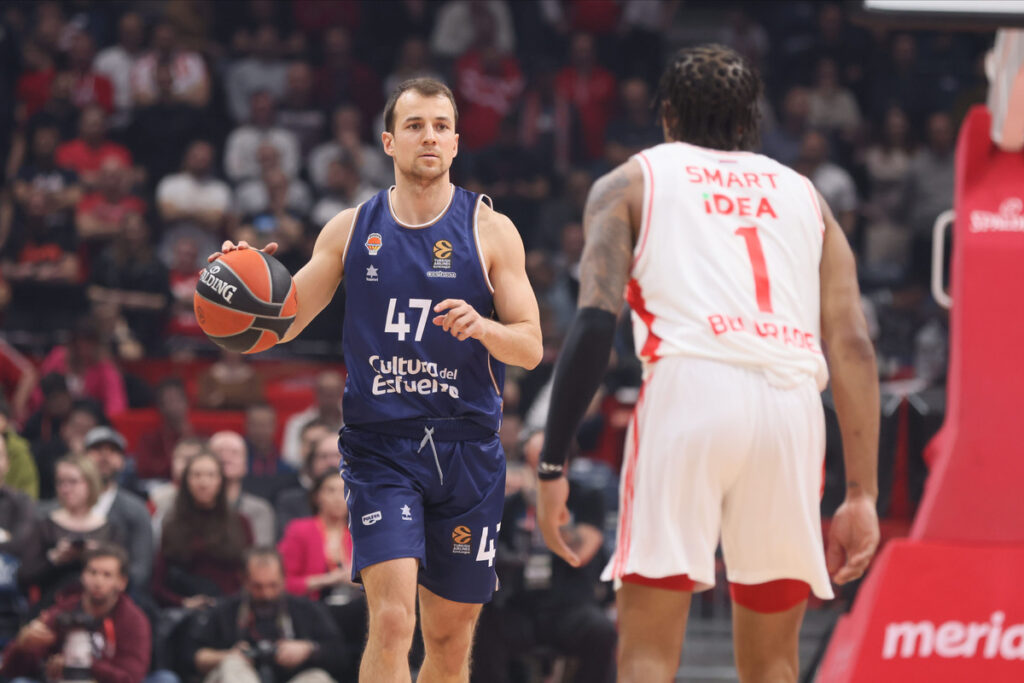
[474,197,518,240]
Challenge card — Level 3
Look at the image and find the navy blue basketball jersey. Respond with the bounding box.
[341,186,505,434]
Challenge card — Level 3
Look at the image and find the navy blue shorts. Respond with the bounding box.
[339,425,506,604]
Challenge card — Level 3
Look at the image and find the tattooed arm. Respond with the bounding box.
[535,160,644,567]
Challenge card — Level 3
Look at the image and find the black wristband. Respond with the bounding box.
[539,306,618,477]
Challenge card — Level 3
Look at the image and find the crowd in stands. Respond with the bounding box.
[0,0,984,680]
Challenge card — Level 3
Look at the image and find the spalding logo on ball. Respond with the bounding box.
[194,249,297,353]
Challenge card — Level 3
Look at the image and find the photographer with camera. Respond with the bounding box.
[191,547,342,683]
[0,543,168,683]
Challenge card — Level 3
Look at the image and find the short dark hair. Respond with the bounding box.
[383,78,458,134]
[308,471,343,515]
[657,44,762,151]
[245,546,284,574]
[84,543,129,577]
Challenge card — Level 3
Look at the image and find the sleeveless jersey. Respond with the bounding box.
[628,142,828,390]
[341,185,505,433]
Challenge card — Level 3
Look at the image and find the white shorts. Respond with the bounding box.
[601,356,834,600]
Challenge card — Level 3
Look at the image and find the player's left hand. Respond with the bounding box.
[826,494,880,585]
[537,477,581,568]
[433,299,489,341]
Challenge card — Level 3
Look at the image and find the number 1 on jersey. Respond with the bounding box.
[735,227,773,313]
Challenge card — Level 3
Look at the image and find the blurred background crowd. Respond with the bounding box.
[0,0,982,681]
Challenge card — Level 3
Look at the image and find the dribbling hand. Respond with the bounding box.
[207,240,279,264]
[537,477,581,568]
[826,494,880,585]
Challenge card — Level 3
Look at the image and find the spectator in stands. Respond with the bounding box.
[224,92,301,182]
[275,432,341,537]
[93,12,145,129]
[0,188,82,342]
[129,60,206,186]
[555,33,617,161]
[0,337,38,425]
[383,37,443,99]
[278,472,353,601]
[281,372,343,469]
[84,426,153,593]
[871,33,930,125]
[808,57,863,140]
[88,213,169,354]
[313,26,380,126]
[861,106,916,267]
[210,431,276,546]
[604,78,663,167]
[515,65,586,179]
[36,317,128,419]
[245,403,289,479]
[235,146,312,218]
[453,23,525,151]
[197,350,263,411]
[0,433,36,557]
[165,237,205,351]
[472,436,615,683]
[155,140,229,267]
[235,169,309,275]
[431,0,516,61]
[150,436,206,542]
[22,373,73,450]
[469,116,548,230]
[227,24,288,123]
[19,455,122,608]
[136,378,195,480]
[310,157,376,227]
[796,130,859,236]
[277,61,326,156]
[26,70,81,141]
[535,168,591,252]
[191,547,344,683]
[761,86,811,167]
[55,105,132,190]
[132,20,210,109]
[34,399,102,502]
[15,39,57,119]
[66,30,114,114]
[902,111,956,236]
[12,123,81,223]
[75,157,146,245]
[308,105,392,193]
[0,396,39,499]
[154,452,251,608]
[0,544,155,683]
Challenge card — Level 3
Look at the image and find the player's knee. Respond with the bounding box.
[369,602,416,647]
[734,653,798,683]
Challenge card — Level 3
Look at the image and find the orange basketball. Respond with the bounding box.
[193,249,297,354]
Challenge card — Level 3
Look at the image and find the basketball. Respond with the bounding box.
[193,249,297,354]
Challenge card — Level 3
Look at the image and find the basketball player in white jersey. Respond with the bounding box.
[536,45,880,682]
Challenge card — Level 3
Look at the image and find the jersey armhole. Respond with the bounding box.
[633,153,654,269]
[340,202,365,270]
[473,194,495,294]
[801,176,825,239]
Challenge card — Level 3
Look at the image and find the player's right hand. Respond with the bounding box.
[207,240,279,263]
[826,494,880,585]
[537,477,581,568]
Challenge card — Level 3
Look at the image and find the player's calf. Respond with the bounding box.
[731,581,809,683]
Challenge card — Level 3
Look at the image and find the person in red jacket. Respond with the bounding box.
[0,544,152,683]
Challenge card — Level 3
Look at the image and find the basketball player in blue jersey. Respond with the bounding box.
[211,78,542,682]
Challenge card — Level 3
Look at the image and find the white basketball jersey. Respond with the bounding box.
[628,142,828,390]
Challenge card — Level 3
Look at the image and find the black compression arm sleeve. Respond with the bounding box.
[539,306,618,479]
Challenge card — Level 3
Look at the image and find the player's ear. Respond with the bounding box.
[452,132,459,159]
[381,130,395,158]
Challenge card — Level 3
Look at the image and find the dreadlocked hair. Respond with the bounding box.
[657,44,762,151]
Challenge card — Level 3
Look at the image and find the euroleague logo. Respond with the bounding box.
[452,525,472,554]
[433,240,453,259]
[365,232,383,255]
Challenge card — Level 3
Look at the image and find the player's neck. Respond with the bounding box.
[389,177,454,227]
